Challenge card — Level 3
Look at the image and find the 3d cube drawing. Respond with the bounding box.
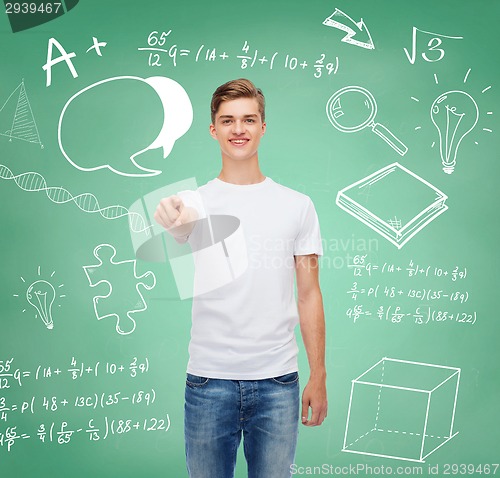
[343,358,460,462]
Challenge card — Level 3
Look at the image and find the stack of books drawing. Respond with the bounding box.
[336,163,448,249]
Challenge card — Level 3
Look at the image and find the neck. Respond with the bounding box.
[218,156,265,185]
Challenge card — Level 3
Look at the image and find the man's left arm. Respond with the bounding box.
[295,254,328,427]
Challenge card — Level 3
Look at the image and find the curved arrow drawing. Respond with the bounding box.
[323,8,375,50]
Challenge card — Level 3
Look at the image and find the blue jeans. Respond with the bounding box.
[185,372,300,478]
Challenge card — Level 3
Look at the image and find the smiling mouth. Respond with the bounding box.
[229,139,249,145]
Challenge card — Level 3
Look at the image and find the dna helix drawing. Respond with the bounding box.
[0,164,151,234]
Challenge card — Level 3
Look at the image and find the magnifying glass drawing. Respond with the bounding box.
[326,86,408,156]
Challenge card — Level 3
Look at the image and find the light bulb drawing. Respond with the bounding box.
[430,90,479,174]
[13,266,65,330]
[26,280,56,330]
[411,69,493,166]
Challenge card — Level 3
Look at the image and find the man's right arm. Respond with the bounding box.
[154,195,199,242]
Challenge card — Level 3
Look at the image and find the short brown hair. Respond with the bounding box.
[211,78,265,124]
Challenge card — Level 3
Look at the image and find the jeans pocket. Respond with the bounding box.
[186,373,210,387]
[271,371,299,385]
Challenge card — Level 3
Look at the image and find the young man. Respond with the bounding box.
[154,79,327,478]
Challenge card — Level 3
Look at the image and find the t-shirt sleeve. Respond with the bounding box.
[294,197,323,256]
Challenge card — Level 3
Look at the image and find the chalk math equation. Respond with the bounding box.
[0,356,149,389]
[138,30,340,79]
[344,256,475,326]
[346,304,477,326]
[349,255,467,280]
[0,415,171,452]
[0,355,169,453]
[346,283,469,303]
[0,388,156,422]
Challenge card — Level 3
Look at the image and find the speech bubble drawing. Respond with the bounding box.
[58,76,193,177]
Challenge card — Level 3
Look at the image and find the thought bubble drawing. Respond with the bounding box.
[58,76,193,177]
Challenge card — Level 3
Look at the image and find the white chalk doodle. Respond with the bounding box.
[323,8,374,50]
[343,358,460,462]
[0,80,43,148]
[83,244,156,335]
[86,36,107,56]
[138,31,340,79]
[13,267,65,330]
[26,281,56,330]
[403,27,463,65]
[0,164,151,234]
[430,90,479,174]
[58,76,193,177]
[412,70,492,150]
[336,163,448,249]
[326,86,408,156]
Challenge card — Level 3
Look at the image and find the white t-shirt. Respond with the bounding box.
[181,177,323,380]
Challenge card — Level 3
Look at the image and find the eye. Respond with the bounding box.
[246,118,255,123]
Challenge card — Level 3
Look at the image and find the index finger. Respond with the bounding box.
[170,195,184,212]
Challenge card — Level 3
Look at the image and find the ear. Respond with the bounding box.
[261,122,266,136]
[209,123,217,140]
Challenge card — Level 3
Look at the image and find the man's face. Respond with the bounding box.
[209,98,266,163]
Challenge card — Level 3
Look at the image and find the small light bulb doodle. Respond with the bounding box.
[26,280,56,330]
[14,267,65,330]
[430,90,479,174]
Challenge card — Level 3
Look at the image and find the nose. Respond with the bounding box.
[232,120,245,135]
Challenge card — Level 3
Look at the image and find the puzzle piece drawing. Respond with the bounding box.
[83,244,156,335]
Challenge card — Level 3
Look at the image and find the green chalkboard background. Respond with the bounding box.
[1,0,499,476]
